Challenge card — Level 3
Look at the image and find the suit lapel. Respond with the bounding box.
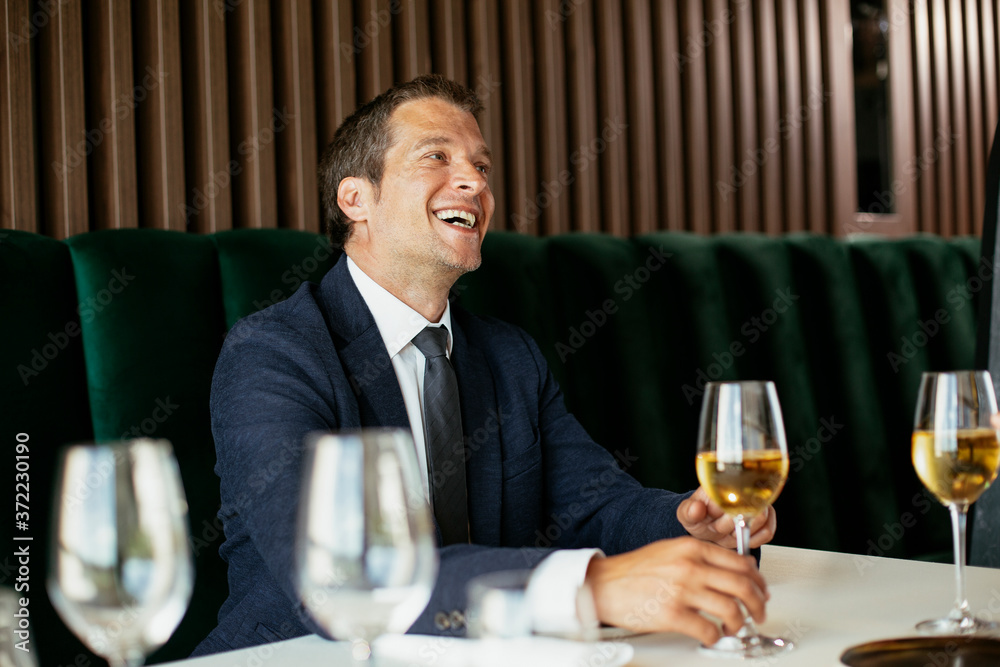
[451,311,503,547]
[318,256,409,431]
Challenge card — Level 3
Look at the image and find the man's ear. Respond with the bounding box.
[337,177,372,224]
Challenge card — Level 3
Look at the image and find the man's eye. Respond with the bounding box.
[428,153,445,161]
[477,164,491,175]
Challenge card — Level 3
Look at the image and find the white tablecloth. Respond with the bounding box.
[164,545,1000,666]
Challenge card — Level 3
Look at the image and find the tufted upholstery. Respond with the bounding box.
[0,228,982,665]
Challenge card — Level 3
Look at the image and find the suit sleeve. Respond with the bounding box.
[211,318,346,638]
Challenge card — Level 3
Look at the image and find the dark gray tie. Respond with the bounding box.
[411,326,470,545]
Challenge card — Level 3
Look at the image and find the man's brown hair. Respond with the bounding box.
[318,74,483,248]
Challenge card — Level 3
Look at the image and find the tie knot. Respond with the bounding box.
[411,326,449,359]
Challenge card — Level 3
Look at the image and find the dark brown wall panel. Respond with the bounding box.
[314,0,356,149]
[778,0,805,232]
[824,0,858,236]
[964,0,985,236]
[180,0,232,233]
[913,0,936,234]
[565,0,601,233]
[273,0,320,232]
[652,1,685,231]
[757,0,783,235]
[357,0,395,103]
[680,0,711,234]
[595,0,629,237]
[14,0,1000,241]
[38,0,89,239]
[227,0,278,228]
[800,0,827,233]
[948,0,971,236]
[87,0,139,230]
[467,0,507,232]
[624,0,657,236]
[931,0,955,236]
[1,0,37,232]
[501,0,537,235]
[134,0,186,231]
[431,0,467,82]
[732,0,759,233]
[707,0,735,234]
[534,0,570,236]
[395,0,433,81]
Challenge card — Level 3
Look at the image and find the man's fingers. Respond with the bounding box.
[699,545,769,599]
[663,610,725,647]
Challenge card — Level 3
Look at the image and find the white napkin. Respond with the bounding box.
[372,634,633,667]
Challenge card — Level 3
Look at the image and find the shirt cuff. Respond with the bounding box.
[526,548,604,635]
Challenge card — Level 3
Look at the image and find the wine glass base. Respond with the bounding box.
[916,616,999,636]
[699,634,794,658]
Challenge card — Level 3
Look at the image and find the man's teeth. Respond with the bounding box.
[435,209,476,229]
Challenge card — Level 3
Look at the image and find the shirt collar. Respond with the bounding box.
[346,255,453,358]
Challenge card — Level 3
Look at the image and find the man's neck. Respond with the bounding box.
[345,250,454,322]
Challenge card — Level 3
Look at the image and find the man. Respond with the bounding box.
[192,75,775,656]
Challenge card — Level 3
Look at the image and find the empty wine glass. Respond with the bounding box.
[296,430,437,664]
[47,439,194,667]
[694,381,792,658]
[912,370,1000,635]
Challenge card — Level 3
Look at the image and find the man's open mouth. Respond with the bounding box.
[435,209,477,229]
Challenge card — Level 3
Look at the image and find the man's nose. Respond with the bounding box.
[453,161,487,193]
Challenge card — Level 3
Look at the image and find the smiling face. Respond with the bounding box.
[341,96,495,296]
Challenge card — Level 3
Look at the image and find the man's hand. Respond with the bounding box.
[677,487,777,549]
[584,537,769,646]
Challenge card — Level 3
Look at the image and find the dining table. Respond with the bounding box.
[162,544,1000,666]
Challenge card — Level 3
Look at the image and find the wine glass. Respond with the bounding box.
[694,381,792,658]
[911,370,1000,635]
[47,439,194,667]
[295,429,438,664]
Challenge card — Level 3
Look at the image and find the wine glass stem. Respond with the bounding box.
[733,514,761,638]
[949,504,971,618]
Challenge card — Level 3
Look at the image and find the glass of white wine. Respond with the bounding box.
[912,370,1000,635]
[694,381,792,658]
[295,429,438,664]
[47,439,194,667]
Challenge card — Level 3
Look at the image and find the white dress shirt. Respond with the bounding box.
[345,256,601,633]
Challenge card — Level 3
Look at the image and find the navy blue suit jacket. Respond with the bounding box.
[192,254,691,656]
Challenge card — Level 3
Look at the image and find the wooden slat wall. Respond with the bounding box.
[3,0,998,239]
[1,0,36,232]
[907,0,1000,238]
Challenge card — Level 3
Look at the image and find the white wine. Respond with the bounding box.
[695,450,789,518]
[912,428,1000,506]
